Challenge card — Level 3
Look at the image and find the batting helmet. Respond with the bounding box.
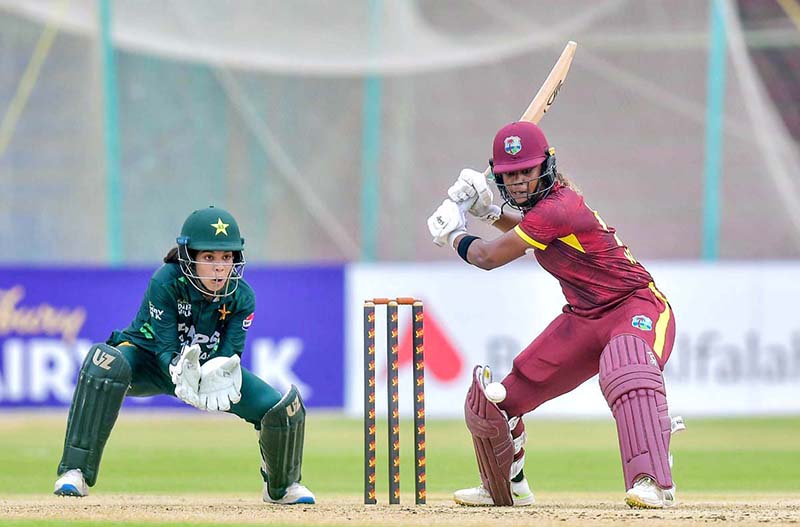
[176,206,246,298]
[177,206,244,252]
[490,121,557,211]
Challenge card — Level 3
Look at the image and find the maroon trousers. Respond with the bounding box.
[500,284,675,418]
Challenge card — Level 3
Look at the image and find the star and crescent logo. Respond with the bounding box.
[211,218,229,236]
[218,304,231,321]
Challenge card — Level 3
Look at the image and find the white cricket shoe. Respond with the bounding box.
[263,481,316,505]
[453,478,535,506]
[54,469,88,497]
[625,476,676,509]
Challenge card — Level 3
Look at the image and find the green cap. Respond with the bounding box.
[177,206,244,251]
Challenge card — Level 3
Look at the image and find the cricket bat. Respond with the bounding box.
[459,40,577,212]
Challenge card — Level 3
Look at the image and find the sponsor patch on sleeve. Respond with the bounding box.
[148,301,164,321]
[631,314,653,331]
[243,312,255,330]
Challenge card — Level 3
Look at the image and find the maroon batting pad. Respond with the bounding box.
[599,334,673,490]
[464,366,514,506]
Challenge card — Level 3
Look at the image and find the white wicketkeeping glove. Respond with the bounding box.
[169,344,202,408]
[198,355,243,412]
[427,198,467,247]
[447,168,501,224]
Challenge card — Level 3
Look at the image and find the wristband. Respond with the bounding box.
[447,228,467,249]
[456,235,480,263]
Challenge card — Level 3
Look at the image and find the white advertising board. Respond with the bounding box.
[345,261,800,418]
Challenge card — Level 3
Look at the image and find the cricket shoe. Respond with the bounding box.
[263,481,316,505]
[625,476,676,509]
[453,479,535,506]
[54,469,88,497]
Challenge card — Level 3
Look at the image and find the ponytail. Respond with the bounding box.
[163,246,180,263]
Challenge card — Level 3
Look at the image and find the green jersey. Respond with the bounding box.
[109,263,256,374]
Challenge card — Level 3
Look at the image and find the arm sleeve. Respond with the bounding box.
[148,281,181,375]
[215,295,256,359]
[514,199,573,249]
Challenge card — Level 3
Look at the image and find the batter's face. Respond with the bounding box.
[195,250,234,293]
[500,165,541,204]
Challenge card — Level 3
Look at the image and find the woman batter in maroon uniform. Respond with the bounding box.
[427,121,678,509]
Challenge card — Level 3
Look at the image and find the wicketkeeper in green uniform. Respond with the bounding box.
[54,206,315,504]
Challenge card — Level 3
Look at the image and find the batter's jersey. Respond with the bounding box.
[109,263,256,374]
[513,183,655,314]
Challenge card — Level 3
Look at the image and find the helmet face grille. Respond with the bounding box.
[494,153,557,212]
[177,245,246,299]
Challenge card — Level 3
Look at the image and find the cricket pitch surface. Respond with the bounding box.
[2,493,798,526]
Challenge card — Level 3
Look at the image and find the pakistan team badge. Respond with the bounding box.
[504,135,522,155]
[211,218,229,236]
[631,315,653,331]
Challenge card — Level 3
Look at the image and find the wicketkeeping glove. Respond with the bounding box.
[198,355,243,412]
[169,344,202,408]
[448,168,501,224]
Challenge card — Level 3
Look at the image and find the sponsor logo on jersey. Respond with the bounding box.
[631,314,653,331]
[504,135,522,155]
[243,312,254,330]
[177,324,220,360]
[148,301,164,321]
[177,300,192,317]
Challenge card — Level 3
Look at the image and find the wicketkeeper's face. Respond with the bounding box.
[194,250,235,293]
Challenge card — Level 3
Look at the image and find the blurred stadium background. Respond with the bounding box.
[0,0,799,517]
[2,0,800,262]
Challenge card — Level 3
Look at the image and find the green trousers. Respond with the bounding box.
[117,343,282,427]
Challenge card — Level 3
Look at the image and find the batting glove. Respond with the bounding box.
[448,168,501,224]
[427,198,467,247]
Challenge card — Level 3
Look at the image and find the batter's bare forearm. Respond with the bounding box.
[465,239,496,270]
[452,230,528,270]
[492,211,522,233]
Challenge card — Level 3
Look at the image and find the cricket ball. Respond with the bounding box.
[485,382,507,403]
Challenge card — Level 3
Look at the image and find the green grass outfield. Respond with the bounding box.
[2,412,797,496]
